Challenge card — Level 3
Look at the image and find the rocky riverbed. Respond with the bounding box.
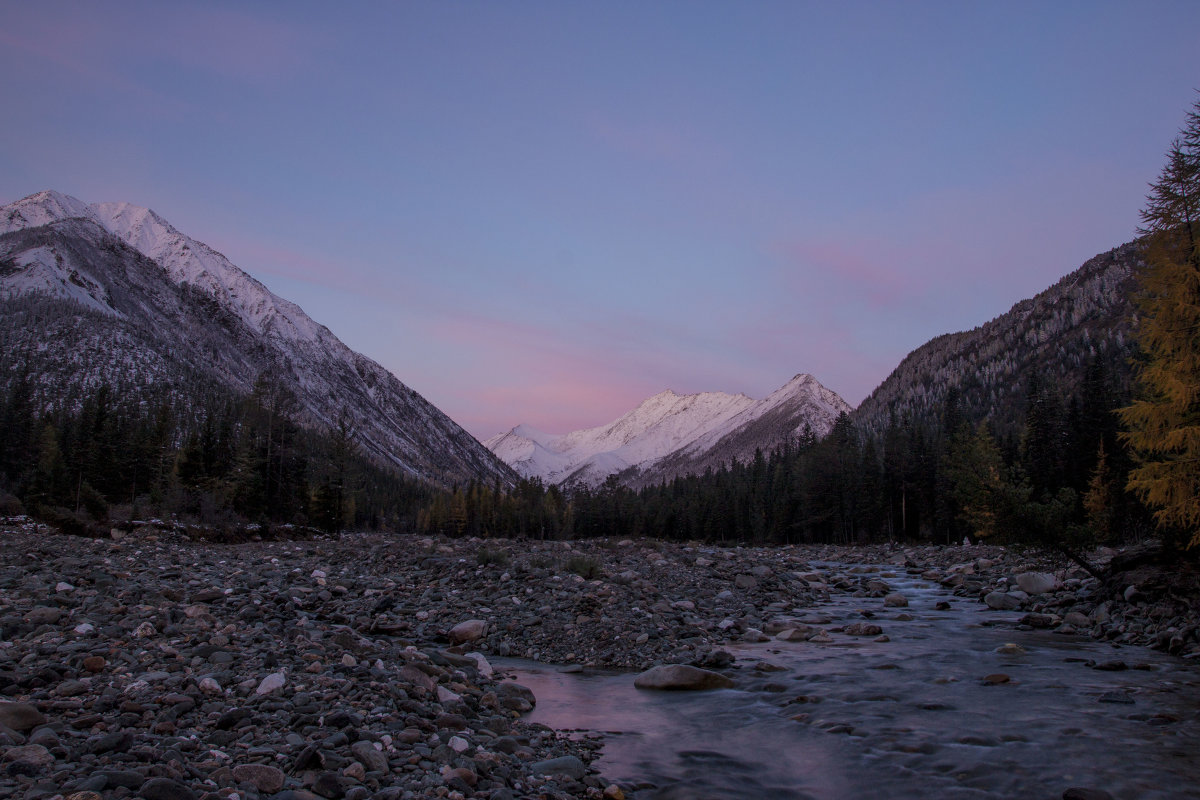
[1,521,1197,800]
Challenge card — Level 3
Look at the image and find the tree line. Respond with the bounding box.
[0,372,432,535]
[417,355,1152,558]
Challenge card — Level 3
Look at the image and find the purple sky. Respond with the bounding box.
[2,2,1199,439]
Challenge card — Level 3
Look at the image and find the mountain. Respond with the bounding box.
[485,373,850,488]
[851,241,1142,436]
[0,190,515,487]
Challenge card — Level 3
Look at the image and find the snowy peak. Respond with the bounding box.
[1,190,98,234]
[0,190,514,487]
[486,376,848,488]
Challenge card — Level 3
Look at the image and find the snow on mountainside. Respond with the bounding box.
[486,374,850,488]
[0,190,515,487]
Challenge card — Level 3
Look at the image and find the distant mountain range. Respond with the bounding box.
[2,190,1142,495]
[0,190,515,487]
[485,373,851,487]
[488,240,1143,488]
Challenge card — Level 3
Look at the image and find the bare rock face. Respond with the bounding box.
[633,664,734,691]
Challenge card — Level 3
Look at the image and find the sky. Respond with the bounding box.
[2,2,1199,440]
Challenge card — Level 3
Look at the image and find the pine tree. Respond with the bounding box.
[1119,97,1200,547]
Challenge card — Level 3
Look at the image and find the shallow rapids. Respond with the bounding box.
[500,566,1200,799]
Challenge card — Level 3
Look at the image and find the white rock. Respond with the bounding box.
[437,685,462,704]
[73,623,95,635]
[448,735,470,753]
[1015,572,1060,595]
[465,652,493,678]
[256,672,286,695]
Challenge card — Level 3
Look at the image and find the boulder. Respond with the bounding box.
[634,664,734,691]
[1016,572,1060,595]
[447,619,487,644]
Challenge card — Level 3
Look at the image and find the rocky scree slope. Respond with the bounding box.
[0,190,514,487]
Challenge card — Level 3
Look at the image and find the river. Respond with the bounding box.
[500,565,1200,799]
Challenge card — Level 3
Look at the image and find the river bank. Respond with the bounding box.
[1,523,1197,799]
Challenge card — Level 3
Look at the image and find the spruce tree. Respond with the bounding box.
[1119,97,1200,547]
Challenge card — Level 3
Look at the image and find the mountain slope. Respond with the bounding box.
[851,241,1142,436]
[0,190,515,487]
[486,374,850,487]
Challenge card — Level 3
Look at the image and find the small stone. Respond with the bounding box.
[440,765,478,787]
[82,655,106,672]
[465,652,493,677]
[256,672,287,695]
[134,621,157,638]
[199,677,222,695]
[982,673,1011,685]
[1063,611,1091,628]
[2,743,54,768]
[0,702,47,731]
[603,785,626,800]
[634,664,734,691]
[447,619,487,644]
[231,764,286,794]
[350,740,389,773]
[529,755,587,780]
[995,643,1026,655]
[843,622,883,637]
[139,777,197,800]
[734,574,758,590]
[984,592,1021,611]
[341,654,357,667]
[74,622,95,634]
[24,606,61,625]
[448,735,470,752]
[883,593,908,607]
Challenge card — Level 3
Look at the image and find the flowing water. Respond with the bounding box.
[500,566,1200,799]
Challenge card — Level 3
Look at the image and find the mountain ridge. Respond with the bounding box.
[486,373,850,487]
[0,190,515,487]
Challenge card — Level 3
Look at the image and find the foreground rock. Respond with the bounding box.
[2,521,1195,800]
[633,664,735,691]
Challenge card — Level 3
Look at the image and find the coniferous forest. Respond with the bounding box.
[0,372,432,536]
[417,356,1151,558]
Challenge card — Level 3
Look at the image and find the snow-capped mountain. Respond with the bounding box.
[485,374,850,488]
[0,190,515,487]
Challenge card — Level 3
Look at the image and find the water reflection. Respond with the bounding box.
[500,568,1200,799]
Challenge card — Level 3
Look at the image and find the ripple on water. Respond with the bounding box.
[501,566,1200,800]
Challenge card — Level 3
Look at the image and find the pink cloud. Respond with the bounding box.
[771,236,918,309]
